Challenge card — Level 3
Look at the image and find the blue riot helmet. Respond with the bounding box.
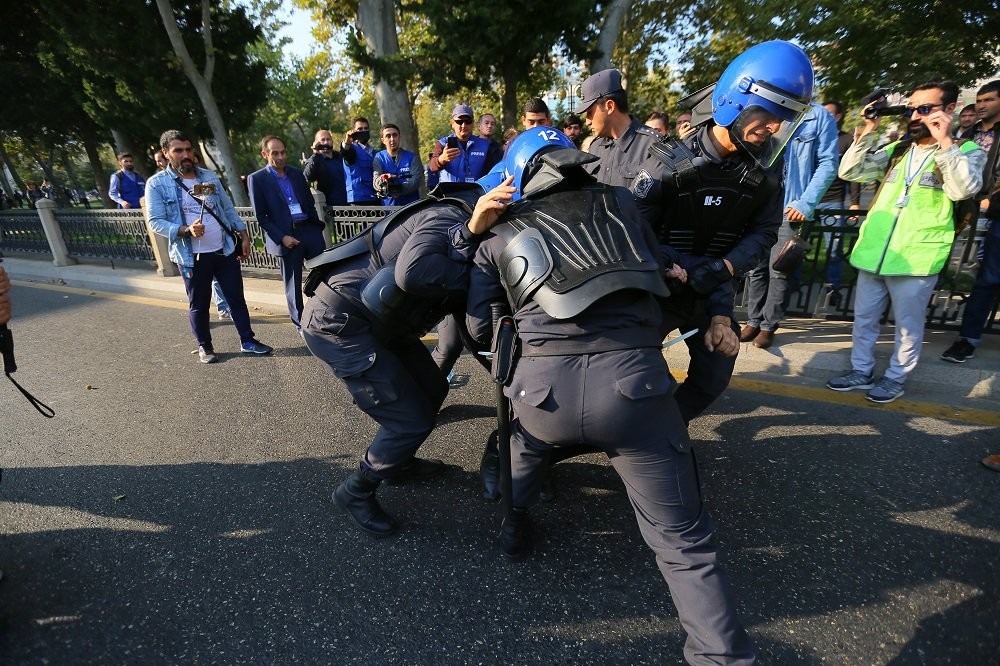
[475,161,507,193]
[497,127,576,201]
[712,40,814,168]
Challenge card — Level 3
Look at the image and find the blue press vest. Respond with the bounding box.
[374,149,420,206]
[117,171,146,208]
[344,144,377,203]
[437,135,491,183]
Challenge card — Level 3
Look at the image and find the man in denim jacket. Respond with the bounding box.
[741,102,839,348]
[146,129,273,364]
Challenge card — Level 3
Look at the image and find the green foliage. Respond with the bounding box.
[679,0,1000,103]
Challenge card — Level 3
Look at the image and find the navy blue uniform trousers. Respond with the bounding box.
[302,284,449,478]
[506,348,754,665]
[178,250,256,347]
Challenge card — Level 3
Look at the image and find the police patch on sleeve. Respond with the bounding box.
[631,169,654,199]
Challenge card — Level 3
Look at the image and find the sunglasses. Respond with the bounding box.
[454,118,474,126]
[903,103,943,117]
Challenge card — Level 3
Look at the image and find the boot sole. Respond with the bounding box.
[332,490,399,537]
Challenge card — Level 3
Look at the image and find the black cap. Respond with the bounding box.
[573,69,625,114]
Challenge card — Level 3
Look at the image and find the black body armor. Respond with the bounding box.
[492,185,668,320]
[649,137,780,257]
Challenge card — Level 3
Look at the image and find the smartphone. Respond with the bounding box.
[446,136,459,150]
[192,183,216,197]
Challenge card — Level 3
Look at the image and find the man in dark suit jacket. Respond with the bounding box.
[248,135,327,331]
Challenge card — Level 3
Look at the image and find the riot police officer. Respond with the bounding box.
[466,129,756,665]
[631,40,815,424]
[301,181,511,536]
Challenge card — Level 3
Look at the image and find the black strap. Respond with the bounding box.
[0,325,55,418]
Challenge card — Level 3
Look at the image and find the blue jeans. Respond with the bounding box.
[212,280,229,313]
[178,251,256,347]
[959,219,1000,344]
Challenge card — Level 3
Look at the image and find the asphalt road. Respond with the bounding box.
[1,286,997,665]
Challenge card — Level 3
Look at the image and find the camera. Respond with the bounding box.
[350,130,371,143]
[862,88,906,120]
[313,143,332,152]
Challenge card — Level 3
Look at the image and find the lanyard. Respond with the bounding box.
[896,147,933,208]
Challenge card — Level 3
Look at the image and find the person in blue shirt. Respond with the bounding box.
[340,117,379,205]
[372,123,423,206]
[248,135,326,331]
[429,104,502,183]
[108,153,146,209]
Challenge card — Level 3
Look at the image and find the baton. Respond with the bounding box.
[490,303,515,523]
[662,327,699,348]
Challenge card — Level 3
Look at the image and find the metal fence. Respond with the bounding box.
[0,210,50,254]
[325,205,395,243]
[3,203,997,333]
[57,209,156,263]
[734,208,998,333]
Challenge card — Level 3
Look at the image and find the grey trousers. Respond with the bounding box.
[745,220,798,331]
[850,270,937,383]
[506,349,755,665]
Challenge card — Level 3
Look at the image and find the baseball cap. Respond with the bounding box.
[573,69,625,114]
[451,104,474,120]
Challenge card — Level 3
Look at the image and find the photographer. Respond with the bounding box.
[826,81,985,403]
[372,123,423,206]
[303,129,347,206]
[340,118,379,205]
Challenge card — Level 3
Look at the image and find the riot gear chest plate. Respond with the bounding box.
[493,186,669,319]
[651,137,779,257]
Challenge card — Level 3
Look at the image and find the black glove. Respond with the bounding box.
[687,258,731,296]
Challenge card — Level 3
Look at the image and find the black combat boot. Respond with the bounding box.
[333,469,398,537]
[499,508,532,560]
[480,430,500,501]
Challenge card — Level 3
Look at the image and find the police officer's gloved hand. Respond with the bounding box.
[687,258,732,296]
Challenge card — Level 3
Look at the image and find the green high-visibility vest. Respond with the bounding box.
[849,140,980,276]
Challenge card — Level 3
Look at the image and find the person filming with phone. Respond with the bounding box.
[341,117,380,205]
[429,104,502,184]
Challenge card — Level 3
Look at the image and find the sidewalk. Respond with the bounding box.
[5,256,998,411]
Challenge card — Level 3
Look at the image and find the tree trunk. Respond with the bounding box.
[356,0,419,155]
[591,0,629,73]
[83,136,112,208]
[0,142,26,192]
[0,144,20,197]
[31,146,69,208]
[153,0,249,206]
[501,66,519,131]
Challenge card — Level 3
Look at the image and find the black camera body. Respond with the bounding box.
[350,130,371,144]
[862,88,906,120]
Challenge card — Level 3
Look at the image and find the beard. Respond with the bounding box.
[908,120,931,140]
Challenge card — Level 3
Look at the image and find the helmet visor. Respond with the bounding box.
[729,104,808,169]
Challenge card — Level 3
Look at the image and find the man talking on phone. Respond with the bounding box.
[429,104,502,184]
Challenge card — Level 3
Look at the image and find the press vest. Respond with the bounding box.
[115,170,146,208]
[344,144,377,203]
[849,140,980,276]
[438,136,491,183]
[374,149,420,206]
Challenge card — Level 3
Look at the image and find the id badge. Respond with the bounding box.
[288,202,303,216]
[895,195,909,208]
